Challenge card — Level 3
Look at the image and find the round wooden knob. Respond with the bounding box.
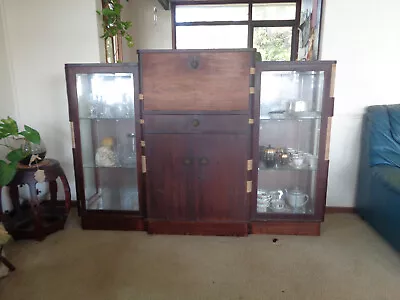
[199,158,208,165]
[189,56,200,69]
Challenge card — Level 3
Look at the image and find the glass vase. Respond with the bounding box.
[20,139,47,165]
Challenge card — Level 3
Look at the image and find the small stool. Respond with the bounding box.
[0,159,71,241]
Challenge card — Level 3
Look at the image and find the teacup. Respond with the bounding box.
[286,188,309,208]
[270,199,286,211]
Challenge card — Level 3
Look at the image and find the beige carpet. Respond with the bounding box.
[0,211,399,300]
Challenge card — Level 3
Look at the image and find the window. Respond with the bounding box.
[172,1,300,61]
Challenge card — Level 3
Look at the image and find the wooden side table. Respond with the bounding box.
[0,159,71,241]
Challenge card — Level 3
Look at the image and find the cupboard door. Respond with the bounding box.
[140,51,252,111]
[145,134,196,220]
[195,134,249,222]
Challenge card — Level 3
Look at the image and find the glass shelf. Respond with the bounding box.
[257,69,326,217]
[260,111,321,121]
[75,72,139,213]
[83,164,137,169]
[258,162,316,172]
[79,117,135,121]
[256,205,314,215]
[86,187,139,211]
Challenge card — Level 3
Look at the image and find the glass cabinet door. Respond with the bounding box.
[255,65,330,218]
[74,71,140,212]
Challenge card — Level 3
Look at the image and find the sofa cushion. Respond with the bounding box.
[371,165,400,194]
[368,105,400,167]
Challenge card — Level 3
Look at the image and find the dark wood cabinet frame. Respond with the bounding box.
[65,63,146,230]
[251,60,335,234]
[65,54,336,236]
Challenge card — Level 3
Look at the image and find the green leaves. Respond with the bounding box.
[0,117,40,143]
[0,117,41,186]
[97,0,134,49]
[6,148,26,163]
[19,125,40,144]
[0,117,19,139]
[0,160,17,187]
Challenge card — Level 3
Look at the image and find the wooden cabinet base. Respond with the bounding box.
[250,221,321,236]
[147,220,248,236]
[81,213,145,231]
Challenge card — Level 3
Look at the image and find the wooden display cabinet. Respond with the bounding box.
[65,51,336,236]
[65,63,146,230]
[251,61,336,235]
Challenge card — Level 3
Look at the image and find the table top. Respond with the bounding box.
[17,159,59,170]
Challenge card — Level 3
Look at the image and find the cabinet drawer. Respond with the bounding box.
[140,50,253,111]
[144,115,249,134]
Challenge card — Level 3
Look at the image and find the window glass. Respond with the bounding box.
[176,25,248,49]
[175,4,249,22]
[253,3,296,20]
[254,27,292,61]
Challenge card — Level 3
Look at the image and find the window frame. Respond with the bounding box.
[171,0,301,61]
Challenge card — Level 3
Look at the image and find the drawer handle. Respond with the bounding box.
[192,119,200,127]
[183,158,192,166]
[189,56,200,69]
[199,157,208,165]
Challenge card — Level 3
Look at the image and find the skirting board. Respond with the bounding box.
[326,207,355,213]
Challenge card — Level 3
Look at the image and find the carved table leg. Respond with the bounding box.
[60,173,71,215]
[28,183,44,241]
[0,246,15,272]
[49,180,58,210]
[9,185,20,213]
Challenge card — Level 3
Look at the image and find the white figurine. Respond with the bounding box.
[95,137,117,167]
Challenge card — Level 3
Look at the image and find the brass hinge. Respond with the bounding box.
[247,159,253,171]
[325,117,332,160]
[141,155,147,173]
[141,140,146,147]
[69,121,76,149]
[140,119,145,124]
[246,181,252,193]
[139,94,144,101]
[249,118,254,124]
[330,64,336,97]
[250,87,255,94]
[250,67,255,75]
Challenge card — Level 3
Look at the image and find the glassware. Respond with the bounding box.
[20,139,47,165]
[119,133,136,167]
[257,189,272,212]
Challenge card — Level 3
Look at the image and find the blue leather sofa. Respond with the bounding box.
[356,105,400,251]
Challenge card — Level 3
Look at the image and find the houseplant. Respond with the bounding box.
[97,0,134,62]
[0,117,41,187]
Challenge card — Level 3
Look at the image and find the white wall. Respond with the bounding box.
[127,0,172,61]
[1,0,101,200]
[0,1,16,119]
[320,0,400,206]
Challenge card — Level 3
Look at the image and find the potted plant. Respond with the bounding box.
[0,117,42,187]
[97,0,134,62]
